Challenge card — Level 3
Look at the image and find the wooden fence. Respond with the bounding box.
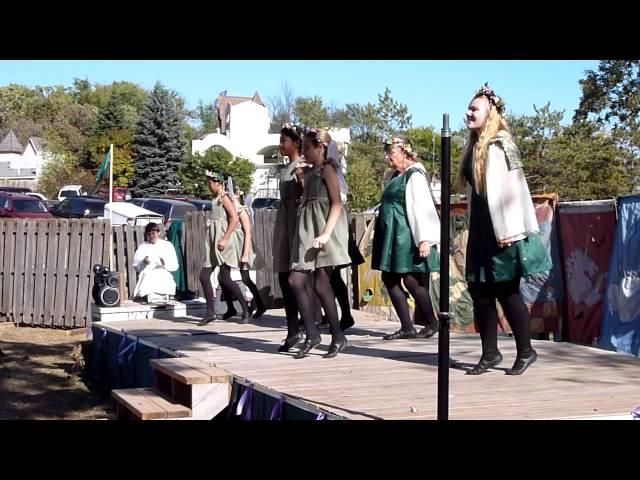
[182,211,206,294]
[0,211,367,328]
[0,219,163,328]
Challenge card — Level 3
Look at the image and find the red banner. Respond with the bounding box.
[557,201,616,345]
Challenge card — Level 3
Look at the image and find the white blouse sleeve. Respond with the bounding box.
[159,240,179,272]
[132,242,149,272]
[486,144,539,242]
[405,167,441,246]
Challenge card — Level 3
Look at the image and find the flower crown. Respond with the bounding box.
[205,170,224,183]
[281,123,302,135]
[475,82,505,114]
[384,136,413,154]
[301,126,330,147]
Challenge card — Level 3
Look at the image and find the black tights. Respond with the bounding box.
[289,267,343,342]
[199,267,217,316]
[218,265,248,314]
[468,279,533,356]
[381,271,437,332]
[223,269,265,312]
[279,272,299,337]
[198,265,249,316]
[279,271,321,338]
[330,267,352,321]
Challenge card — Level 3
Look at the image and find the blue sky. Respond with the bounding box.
[0,60,599,130]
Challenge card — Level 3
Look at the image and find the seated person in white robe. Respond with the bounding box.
[132,222,179,301]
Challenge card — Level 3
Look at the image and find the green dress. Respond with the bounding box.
[203,192,244,269]
[464,152,550,283]
[273,160,302,273]
[371,167,439,273]
[237,204,264,270]
[290,164,350,271]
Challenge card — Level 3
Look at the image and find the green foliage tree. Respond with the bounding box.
[343,88,414,210]
[506,103,565,193]
[294,96,330,127]
[574,60,640,190]
[179,146,255,198]
[376,87,412,139]
[268,82,295,133]
[130,82,186,196]
[543,121,633,200]
[83,130,135,186]
[194,100,217,131]
[37,154,96,199]
[0,84,38,127]
[344,142,386,211]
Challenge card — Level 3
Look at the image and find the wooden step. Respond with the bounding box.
[150,357,230,385]
[150,358,232,420]
[112,388,192,420]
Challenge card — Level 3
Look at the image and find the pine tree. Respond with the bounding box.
[131,82,186,196]
[93,94,128,134]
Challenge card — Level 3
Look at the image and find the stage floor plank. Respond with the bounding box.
[96,309,640,420]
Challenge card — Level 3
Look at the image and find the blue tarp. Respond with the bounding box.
[599,195,640,356]
[520,196,564,336]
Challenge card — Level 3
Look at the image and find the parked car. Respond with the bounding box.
[45,199,60,213]
[113,187,133,201]
[0,192,52,218]
[129,198,197,228]
[51,196,106,219]
[0,186,32,194]
[96,186,133,202]
[251,197,280,209]
[147,195,212,212]
[25,192,47,202]
[179,198,213,212]
[57,185,85,201]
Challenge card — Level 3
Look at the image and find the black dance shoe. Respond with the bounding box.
[466,351,503,375]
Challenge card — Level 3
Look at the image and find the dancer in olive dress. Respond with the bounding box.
[288,128,351,359]
[198,171,249,325]
[219,186,267,323]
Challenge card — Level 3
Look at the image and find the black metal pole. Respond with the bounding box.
[437,113,451,421]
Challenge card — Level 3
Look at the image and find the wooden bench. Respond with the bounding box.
[150,357,231,384]
[150,357,231,420]
[112,388,192,420]
[112,356,232,420]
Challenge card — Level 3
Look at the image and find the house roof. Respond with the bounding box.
[215,91,265,131]
[28,136,48,153]
[251,91,263,105]
[0,131,24,154]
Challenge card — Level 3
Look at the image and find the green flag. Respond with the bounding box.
[95,149,111,182]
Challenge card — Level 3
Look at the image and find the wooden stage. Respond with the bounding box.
[95,308,640,420]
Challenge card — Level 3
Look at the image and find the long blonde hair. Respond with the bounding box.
[456,102,512,196]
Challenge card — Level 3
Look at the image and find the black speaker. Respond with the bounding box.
[99,284,120,307]
[93,264,104,288]
[105,272,120,288]
[92,264,105,302]
[92,264,121,307]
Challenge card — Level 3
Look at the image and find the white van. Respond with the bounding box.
[104,202,164,227]
[57,185,85,201]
